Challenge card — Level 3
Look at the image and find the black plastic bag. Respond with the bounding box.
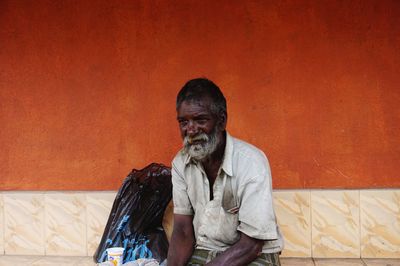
[94,163,172,264]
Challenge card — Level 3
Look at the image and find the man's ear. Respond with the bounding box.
[218,111,227,130]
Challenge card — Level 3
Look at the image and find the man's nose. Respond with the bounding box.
[186,121,198,136]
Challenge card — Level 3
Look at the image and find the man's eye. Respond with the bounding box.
[197,119,207,125]
[179,120,188,127]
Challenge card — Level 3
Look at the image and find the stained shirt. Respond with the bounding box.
[171,132,284,253]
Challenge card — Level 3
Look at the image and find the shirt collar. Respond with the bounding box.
[183,131,234,177]
[183,150,191,165]
[221,131,233,176]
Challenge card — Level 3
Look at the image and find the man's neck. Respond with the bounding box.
[201,131,226,178]
[204,130,226,159]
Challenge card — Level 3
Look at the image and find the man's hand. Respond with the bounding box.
[167,214,195,266]
[206,232,264,266]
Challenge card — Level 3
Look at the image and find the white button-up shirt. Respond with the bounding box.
[172,132,283,253]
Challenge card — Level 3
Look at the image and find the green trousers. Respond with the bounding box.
[188,248,281,266]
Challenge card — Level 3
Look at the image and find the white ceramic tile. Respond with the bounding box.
[44,193,86,256]
[0,256,96,266]
[360,190,400,258]
[314,258,365,266]
[311,190,360,258]
[77,256,97,266]
[0,255,41,266]
[0,193,4,255]
[3,193,45,255]
[32,256,88,266]
[280,258,315,266]
[86,192,116,256]
[274,190,311,257]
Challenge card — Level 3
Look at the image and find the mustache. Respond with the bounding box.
[184,133,209,145]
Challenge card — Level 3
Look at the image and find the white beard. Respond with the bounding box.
[183,131,219,161]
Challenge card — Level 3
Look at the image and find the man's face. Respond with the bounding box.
[177,98,225,161]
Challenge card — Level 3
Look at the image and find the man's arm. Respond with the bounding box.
[206,232,264,266]
[167,214,195,266]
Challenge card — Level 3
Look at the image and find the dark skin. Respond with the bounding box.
[167,98,264,266]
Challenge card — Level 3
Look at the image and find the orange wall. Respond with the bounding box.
[1,0,399,190]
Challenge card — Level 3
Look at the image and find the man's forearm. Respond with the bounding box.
[167,227,195,266]
[206,233,264,266]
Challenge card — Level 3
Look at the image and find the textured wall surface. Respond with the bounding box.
[1,0,399,190]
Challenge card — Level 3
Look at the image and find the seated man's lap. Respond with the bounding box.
[187,249,281,266]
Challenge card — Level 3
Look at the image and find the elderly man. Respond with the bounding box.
[167,78,283,266]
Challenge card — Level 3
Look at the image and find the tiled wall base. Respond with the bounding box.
[0,194,3,255]
[0,192,117,257]
[275,190,400,259]
[0,256,399,266]
[0,190,399,258]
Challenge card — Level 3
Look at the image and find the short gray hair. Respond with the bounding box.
[176,78,227,117]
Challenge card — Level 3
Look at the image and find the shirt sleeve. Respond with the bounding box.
[171,159,194,215]
[236,158,279,240]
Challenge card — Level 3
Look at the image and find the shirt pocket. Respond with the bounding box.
[216,207,240,245]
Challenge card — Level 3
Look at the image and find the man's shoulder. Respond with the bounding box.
[172,149,186,168]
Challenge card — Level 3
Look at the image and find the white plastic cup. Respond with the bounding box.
[106,247,124,266]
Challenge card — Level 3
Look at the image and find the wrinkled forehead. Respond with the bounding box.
[178,95,215,111]
[177,99,213,117]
